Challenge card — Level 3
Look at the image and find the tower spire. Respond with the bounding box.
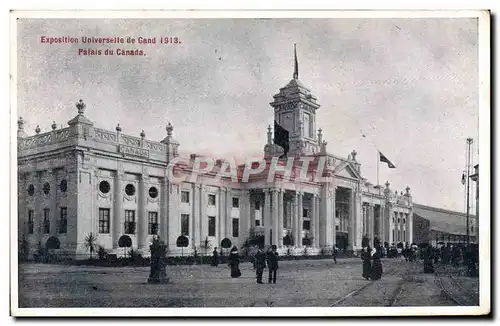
[293,43,298,79]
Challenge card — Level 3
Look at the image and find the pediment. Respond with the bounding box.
[334,162,362,180]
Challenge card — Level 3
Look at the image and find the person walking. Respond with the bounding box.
[361,245,372,280]
[211,247,219,267]
[370,240,383,280]
[423,244,435,274]
[227,246,241,278]
[254,246,267,284]
[266,245,279,284]
[332,245,338,264]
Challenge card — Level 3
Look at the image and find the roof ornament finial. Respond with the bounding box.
[166,122,173,136]
[51,121,57,130]
[293,43,299,80]
[76,99,86,115]
[35,125,41,134]
[17,117,25,130]
[116,123,122,132]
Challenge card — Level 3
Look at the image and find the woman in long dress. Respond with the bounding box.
[227,246,241,278]
[361,246,372,280]
[370,244,383,280]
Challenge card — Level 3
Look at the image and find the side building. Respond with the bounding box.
[412,203,477,246]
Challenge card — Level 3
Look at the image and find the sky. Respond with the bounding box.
[16,17,480,212]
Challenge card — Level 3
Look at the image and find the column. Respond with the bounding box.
[272,189,279,246]
[264,189,271,246]
[278,189,284,248]
[225,188,231,239]
[408,210,414,244]
[167,182,179,249]
[249,193,256,229]
[50,169,58,236]
[368,204,375,244]
[379,205,385,244]
[315,193,321,247]
[192,184,200,248]
[160,178,168,243]
[386,204,393,244]
[112,171,123,250]
[241,190,251,242]
[331,186,336,248]
[311,194,317,247]
[348,189,355,251]
[218,187,226,245]
[293,192,298,246]
[355,192,363,249]
[35,171,42,245]
[361,203,368,237]
[297,191,303,247]
[137,175,148,250]
[200,185,207,245]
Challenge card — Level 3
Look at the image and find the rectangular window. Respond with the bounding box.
[181,214,190,236]
[208,216,216,237]
[124,210,136,234]
[208,194,216,206]
[392,229,395,242]
[232,197,239,208]
[148,211,158,235]
[59,207,67,234]
[255,219,261,227]
[43,208,50,234]
[181,191,190,203]
[303,208,308,218]
[255,201,260,210]
[335,225,339,231]
[303,220,311,230]
[403,230,406,242]
[99,208,110,234]
[232,218,239,237]
[27,210,34,234]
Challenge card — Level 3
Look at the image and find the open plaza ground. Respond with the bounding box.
[17,258,479,308]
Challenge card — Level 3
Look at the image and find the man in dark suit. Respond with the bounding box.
[254,247,267,284]
[267,245,279,284]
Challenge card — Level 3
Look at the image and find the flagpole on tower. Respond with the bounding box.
[377,151,380,187]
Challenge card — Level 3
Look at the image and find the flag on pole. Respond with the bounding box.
[379,151,396,168]
[461,172,466,185]
[274,120,289,158]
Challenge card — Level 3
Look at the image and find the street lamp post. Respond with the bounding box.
[466,137,473,245]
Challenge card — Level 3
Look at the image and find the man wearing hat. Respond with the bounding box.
[254,246,267,284]
[267,245,279,284]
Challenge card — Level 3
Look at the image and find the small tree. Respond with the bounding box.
[83,233,98,259]
[221,238,232,256]
[176,235,189,257]
[119,235,132,258]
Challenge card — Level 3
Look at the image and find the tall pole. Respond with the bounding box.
[377,151,380,187]
[466,137,473,245]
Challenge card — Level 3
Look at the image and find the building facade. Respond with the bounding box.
[17,57,416,259]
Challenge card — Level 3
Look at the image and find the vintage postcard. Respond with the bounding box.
[10,10,490,317]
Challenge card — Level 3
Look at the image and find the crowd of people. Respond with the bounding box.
[208,240,478,284]
[421,242,479,276]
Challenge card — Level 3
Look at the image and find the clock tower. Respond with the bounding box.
[269,44,321,157]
